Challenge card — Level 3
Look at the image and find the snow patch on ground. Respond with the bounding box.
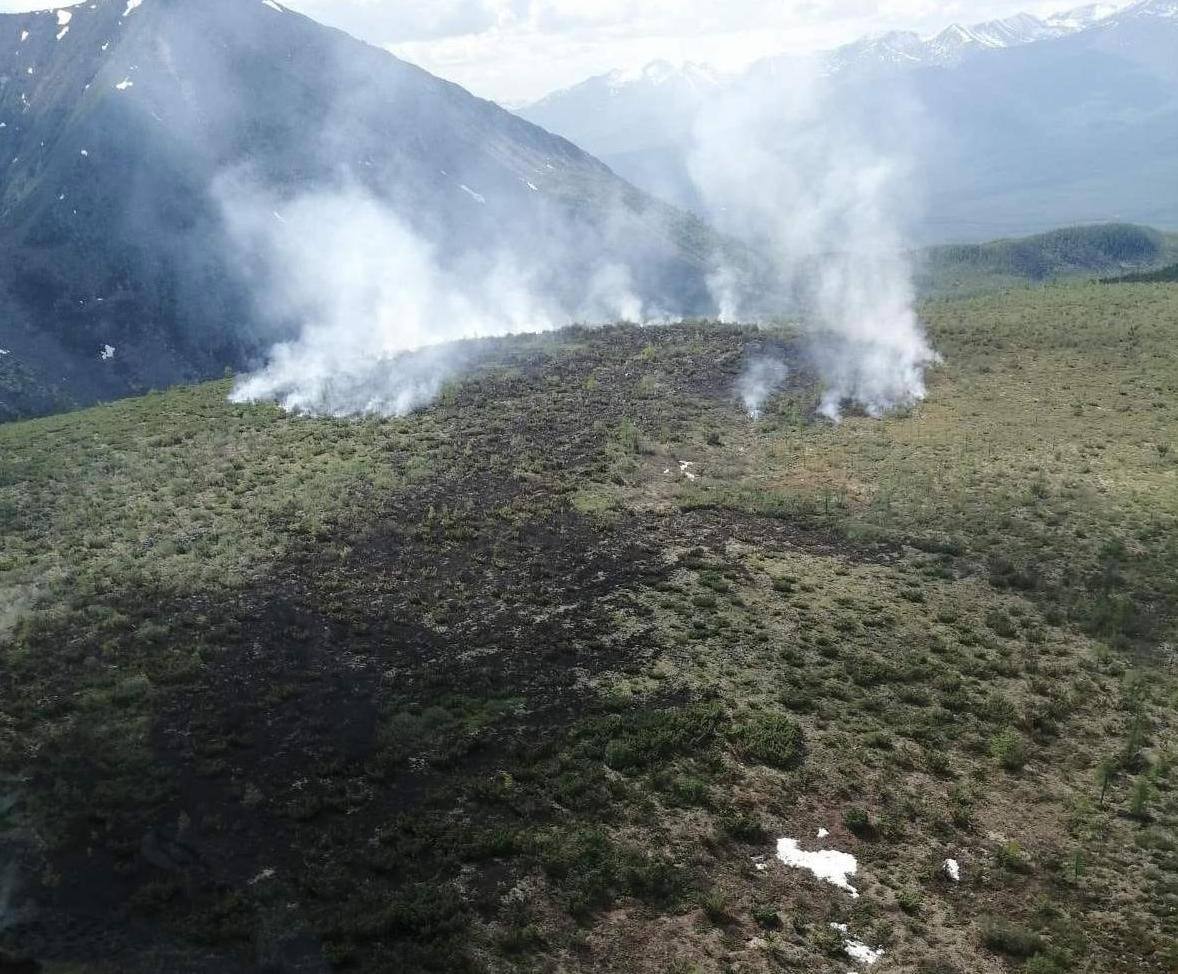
[262,0,284,11]
[0,349,10,356]
[944,858,960,882]
[776,837,859,898]
[679,460,697,481]
[115,78,133,90]
[817,827,830,839]
[525,181,538,191]
[80,149,88,156]
[20,30,29,43]
[459,184,486,204]
[123,0,143,16]
[100,344,116,361]
[831,924,884,966]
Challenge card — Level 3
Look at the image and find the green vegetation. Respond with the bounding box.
[1102,262,1178,284]
[1,282,1177,972]
[918,223,1178,297]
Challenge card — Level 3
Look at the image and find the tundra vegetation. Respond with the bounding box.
[0,280,1176,972]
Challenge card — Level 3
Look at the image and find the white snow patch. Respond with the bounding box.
[80,148,88,156]
[20,30,29,43]
[101,42,109,51]
[248,868,276,886]
[115,78,133,90]
[0,349,10,356]
[817,827,830,839]
[123,0,143,16]
[776,838,859,898]
[525,181,538,192]
[679,460,697,481]
[459,184,486,204]
[831,924,884,966]
[0,123,6,129]
[262,0,283,10]
[100,344,116,361]
[944,858,960,882]
[26,67,34,75]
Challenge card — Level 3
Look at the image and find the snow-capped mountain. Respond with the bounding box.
[517,0,1178,245]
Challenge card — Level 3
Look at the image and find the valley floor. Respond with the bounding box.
[1,282,1177,973]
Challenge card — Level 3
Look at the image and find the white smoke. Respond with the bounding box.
[738,355,789,419]
[220,181,648,416]
[689,61,937,421]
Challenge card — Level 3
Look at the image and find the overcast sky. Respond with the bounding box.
[2,0,1102,104]
[285,0,1095,104]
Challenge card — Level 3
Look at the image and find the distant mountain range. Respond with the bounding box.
[519,0,1178,243]
[0,0,728,420]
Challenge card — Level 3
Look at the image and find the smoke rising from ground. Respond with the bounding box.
[221,181,653,416]
[689,61,938,420]
[738,354,789,419]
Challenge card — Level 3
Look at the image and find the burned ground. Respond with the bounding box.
[1,295,1178,973]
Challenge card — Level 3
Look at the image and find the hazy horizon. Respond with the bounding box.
[0,0,1132,103]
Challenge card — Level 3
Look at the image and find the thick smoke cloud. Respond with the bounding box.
[689,61,938,420]
[221,4,935,422]
[221,180,651,416]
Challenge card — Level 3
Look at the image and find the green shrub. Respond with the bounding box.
[1128,777,1153,821]
[843,807,873,837]
[752,903,782,930]
[991,729,1028,771]
[897,888,923,916]
[981,919,1044,958]
[995,841,1031,873]
[700,890,734,926]
[730,713,806,770]
[597,702,725,771]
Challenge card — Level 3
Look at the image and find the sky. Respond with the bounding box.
[280,0,1094,104]
[0,0,1112,104]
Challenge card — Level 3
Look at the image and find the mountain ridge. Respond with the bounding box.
[0,0,733,421]
[517,0,1178,244]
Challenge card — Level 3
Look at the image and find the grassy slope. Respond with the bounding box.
[916,224,1178,298]
[1,284,1177,973]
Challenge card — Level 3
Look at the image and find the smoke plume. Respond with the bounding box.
[738,354,789,419]
[689,61,937,420]
[220,181,651,416]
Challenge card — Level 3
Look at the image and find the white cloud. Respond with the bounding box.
[0,0,1100,103]
[341,0,1090,103]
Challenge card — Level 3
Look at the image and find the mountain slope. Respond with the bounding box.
[519,1,1178,244]
[0,0,727,421]
[917,223,1178,296]
[2,281,1177,972]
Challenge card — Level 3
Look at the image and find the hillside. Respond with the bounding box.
[2,281,1177,972]
[916,223,1178,296]
[1102,263,1178,283]
[0,0,729,422]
